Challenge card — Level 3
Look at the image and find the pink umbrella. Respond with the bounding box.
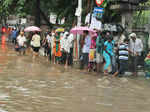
[24,26,41,32]
[70,26,96,35]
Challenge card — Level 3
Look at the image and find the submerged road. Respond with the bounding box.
[0,40,149,112]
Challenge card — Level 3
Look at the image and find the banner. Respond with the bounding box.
[85,13,102,30]
[50,13,57,24]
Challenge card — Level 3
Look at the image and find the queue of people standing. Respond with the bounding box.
[9,27,144,77]
[44,30,74,68]
[79,30,143,77]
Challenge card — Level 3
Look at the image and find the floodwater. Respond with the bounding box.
[0,37,150,112]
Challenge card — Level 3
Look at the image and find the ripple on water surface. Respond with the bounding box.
[0,44,149,112]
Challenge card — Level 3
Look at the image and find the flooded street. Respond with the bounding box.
[0,41,150,112]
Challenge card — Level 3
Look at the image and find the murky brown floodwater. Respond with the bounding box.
[0,38,149,112]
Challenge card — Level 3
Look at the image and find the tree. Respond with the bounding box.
[0,0,78,27]
[1,0,148,27]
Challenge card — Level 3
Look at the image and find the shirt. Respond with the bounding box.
[46,35,50,43]
[129,38,143,56]
[60,36,72,53]
[118,43,129,60]
[32,34,41,47]
[82,35,91,53]
[68,34,74,48]
[11,30,18,38]
[96,35,104,54]
[17,35,26,46]
[104,41,115,56]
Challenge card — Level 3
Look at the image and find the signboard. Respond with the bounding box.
[85,13,102,30]
[103,24,117,32]
[110,3,137,11]
[110,4,120,10]
[6,20,18,25]
[95,0,104,7]
[93,7,104,18]
[75,8,82,17]
[94,7,104,14]
[20,18,27,24]
[50,13,57,24]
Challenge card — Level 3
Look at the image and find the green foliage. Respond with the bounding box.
[133,0,150,27]
[0,0,124,26]
[0,0,27,18]
[101,0,109,8]
[3,0,149,27]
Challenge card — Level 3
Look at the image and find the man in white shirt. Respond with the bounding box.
[68,33,74,66]
[60,32,72,68]
[129,33,143,76]
[50,32,56,64]
[61,32,69,52]
[31,32,41,59]
[46,32,53,61]
[17,31,27,55]
[32,33,41,48]
[80,31,91,70]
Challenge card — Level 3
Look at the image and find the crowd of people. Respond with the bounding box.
[9,28,75,68]
[80,30,144,77]
[8,27,148,78]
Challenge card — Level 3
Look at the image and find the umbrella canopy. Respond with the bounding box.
[24,26,41,32]
[70,26,96,35]
[55,28,64,32]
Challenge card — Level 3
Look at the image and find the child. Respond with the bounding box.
[112,38,131,77]
[88,34,97,72]
[144,50,150,79]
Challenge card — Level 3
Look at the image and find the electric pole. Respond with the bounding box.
[77,0,82,27]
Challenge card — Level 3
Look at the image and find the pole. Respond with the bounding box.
[77,0,82,27]
[77,0,82,59]
[89,0,94,26]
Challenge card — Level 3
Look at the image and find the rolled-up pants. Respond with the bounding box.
[130,56,139,73]
[111,55,117,73]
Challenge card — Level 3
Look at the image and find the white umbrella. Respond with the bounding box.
[24,26,41,32]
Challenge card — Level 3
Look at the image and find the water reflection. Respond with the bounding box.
[1,35,6,53]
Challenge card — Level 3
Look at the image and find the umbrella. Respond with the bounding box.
[55,28,64,32]
[70,26,96,35]
[24,26,41,32]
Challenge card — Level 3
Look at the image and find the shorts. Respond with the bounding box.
[19,46,26,52]
[96,53,103,63]
[118,60,128,75]
[61,51,69,64]
[32,47,40,53]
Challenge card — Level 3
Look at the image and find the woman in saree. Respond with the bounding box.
[103,37,114,75]
[53,32,62,64]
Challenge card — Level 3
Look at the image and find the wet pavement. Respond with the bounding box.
[0,40,150,112]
